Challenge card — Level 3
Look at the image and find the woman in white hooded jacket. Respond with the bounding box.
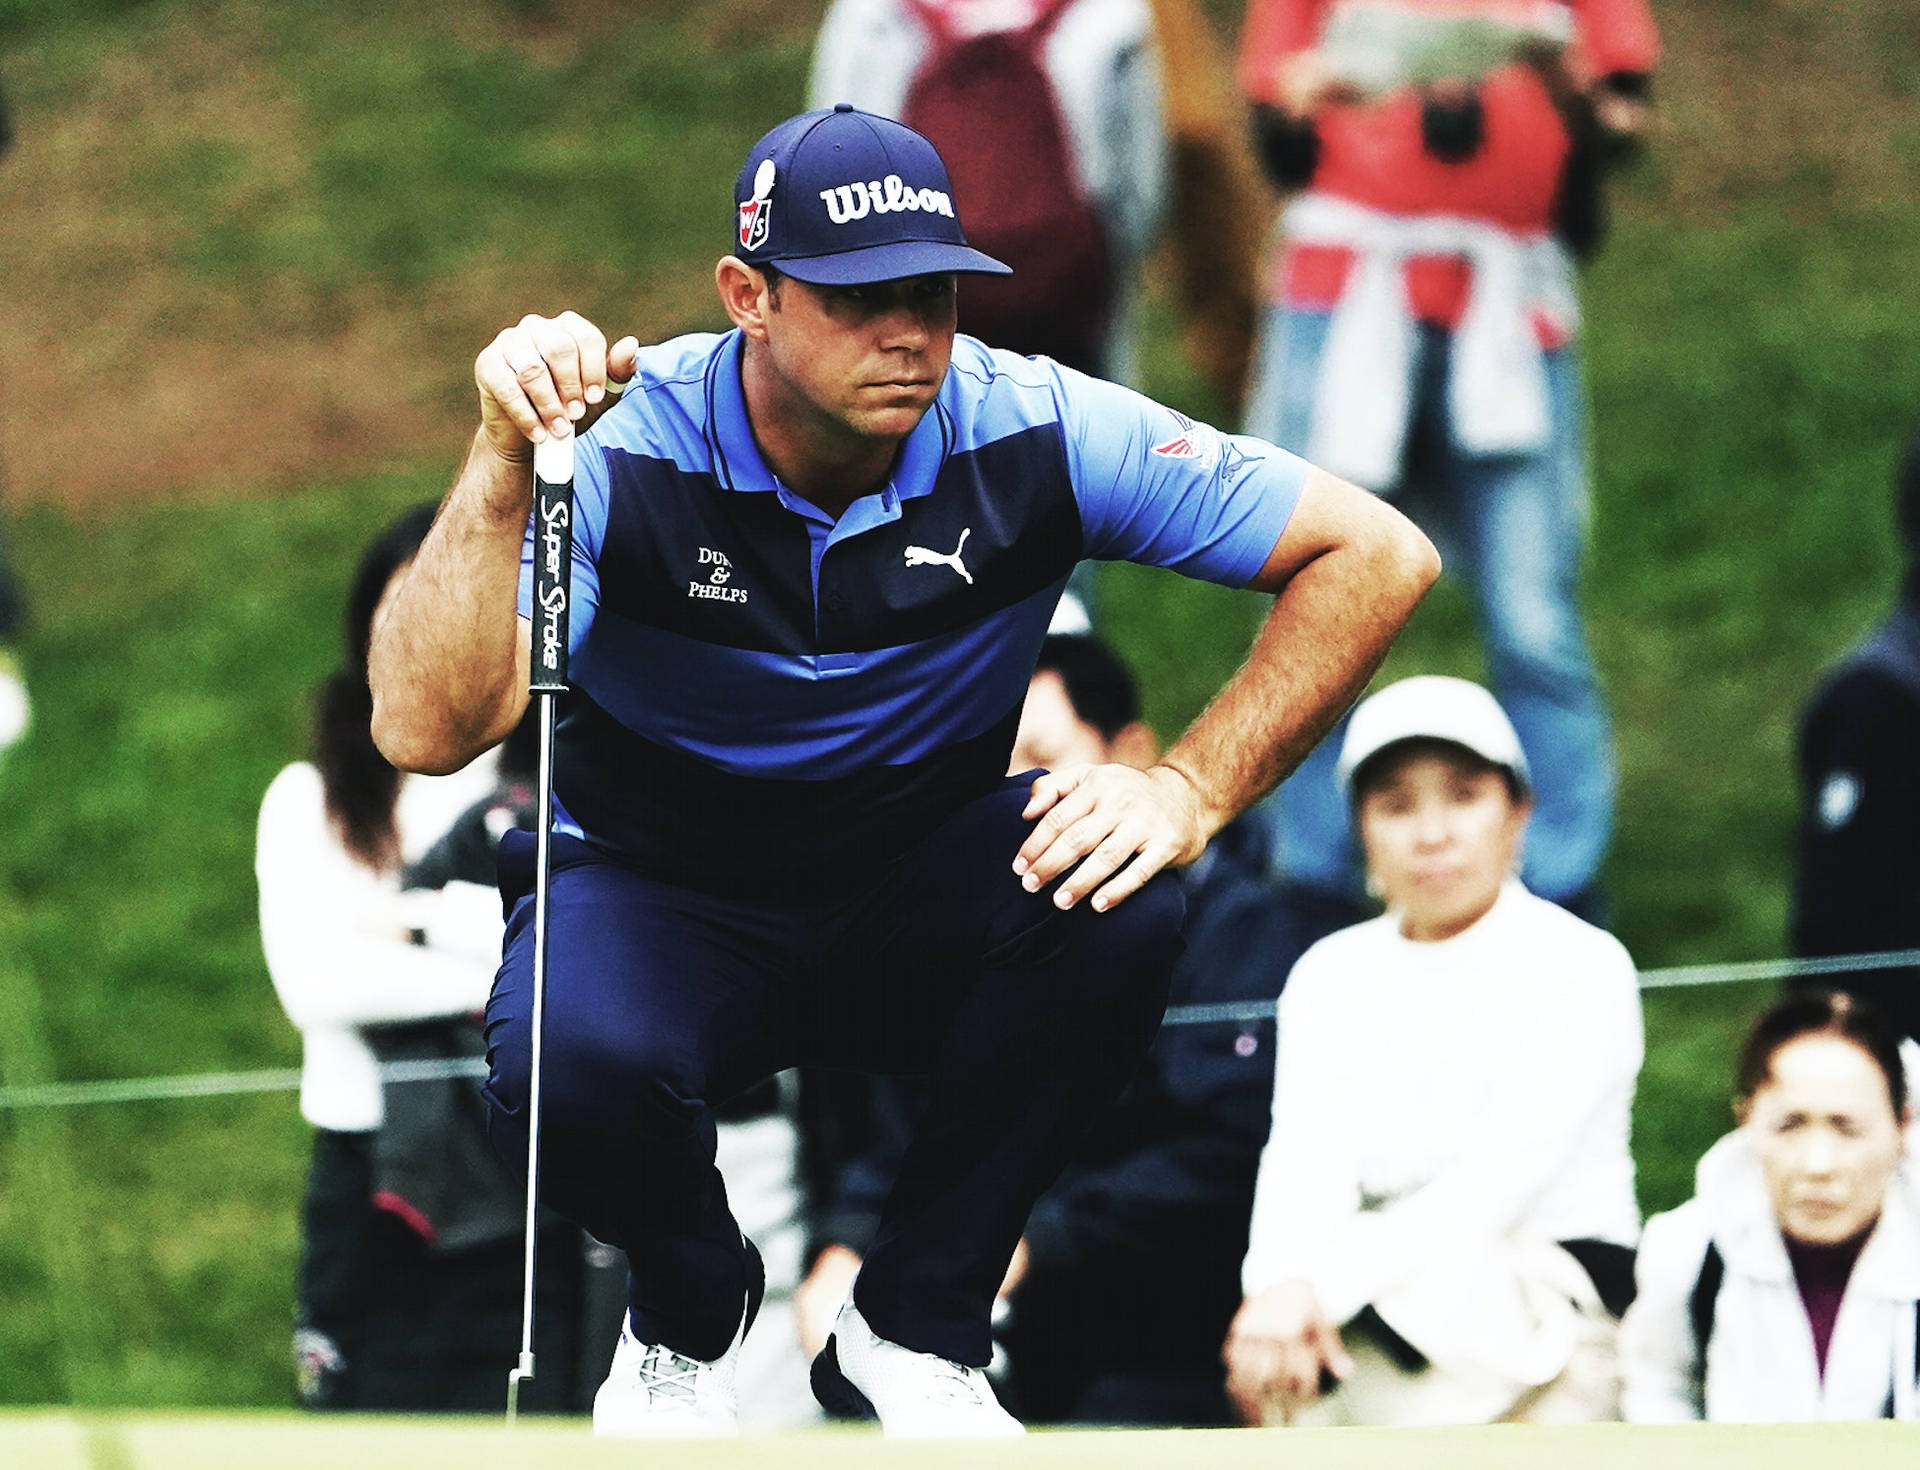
[1226,678,1643,1427]
[1621,990,1920,1422]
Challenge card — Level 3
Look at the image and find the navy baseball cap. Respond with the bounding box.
[732,104,1011,286]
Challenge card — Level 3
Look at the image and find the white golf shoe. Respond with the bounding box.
[811,1300,1024,1437]
[592,1286,760,1438]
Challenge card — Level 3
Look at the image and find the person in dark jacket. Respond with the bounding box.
[795,635,1340,1425]
[1792,419,1920,1043]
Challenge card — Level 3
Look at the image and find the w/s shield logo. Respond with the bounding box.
[738,200,770,251]
[739,159,775,252]
[1150,414,1221,472]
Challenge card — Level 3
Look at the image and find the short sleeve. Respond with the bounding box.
[515,428,611,658]
[1051,363,1306,587]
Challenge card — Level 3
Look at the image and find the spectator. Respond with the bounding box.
[810,0,1166,384]
[1237,0,1659,915]
[1791,421,1920,1043]
[796,635,1333,1425]
[256,505,592,1412]
[1620,990,1920,1422]
[1226,675,1642,1426]
[0,79,29,760]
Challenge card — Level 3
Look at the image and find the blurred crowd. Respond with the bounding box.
[242,0,1920,1430]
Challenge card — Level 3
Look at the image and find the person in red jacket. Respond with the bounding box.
[1238,0,1657,922]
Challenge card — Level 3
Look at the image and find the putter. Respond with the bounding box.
[506,425,575,1424]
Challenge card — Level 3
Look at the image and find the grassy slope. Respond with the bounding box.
[0,0,821,1407]
[0,0,1917,1407]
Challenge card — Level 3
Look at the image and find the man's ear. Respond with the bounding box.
[1110,720,1160,771]
[717,256,772,340]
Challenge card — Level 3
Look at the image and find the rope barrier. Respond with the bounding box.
[1634,947,1920,991]
[3,948,1916,1113]
[0,1058,488,1111]
[1164,946,1920,1028]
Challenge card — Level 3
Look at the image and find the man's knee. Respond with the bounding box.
[1058,867,1186,1006]
[1098,867,1186,961]
[494,1007,706,1131]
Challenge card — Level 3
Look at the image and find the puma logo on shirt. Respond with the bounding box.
[904,527,973,585]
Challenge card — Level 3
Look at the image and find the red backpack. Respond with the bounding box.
[900,0,1114,371]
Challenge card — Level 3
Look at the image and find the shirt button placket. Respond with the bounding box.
[817,583,857,676]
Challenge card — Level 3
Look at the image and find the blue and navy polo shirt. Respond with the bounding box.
[519,331,1307,899]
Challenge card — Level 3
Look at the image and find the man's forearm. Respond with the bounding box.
[1158,529,1437,836]
[369,430,531,773]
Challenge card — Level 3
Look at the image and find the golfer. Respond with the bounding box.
[369,104,1437,1437]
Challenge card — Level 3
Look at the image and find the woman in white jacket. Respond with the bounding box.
[258,505,579,1411]
[1621,990,1920,1422]
[1224,677,1643,1427]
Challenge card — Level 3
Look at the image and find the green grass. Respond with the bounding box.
[0,481,432,1406]
[5,1412,1920,1469]
[1,0,1917,1412]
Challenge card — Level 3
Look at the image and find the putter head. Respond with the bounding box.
[506,1351,535,1424]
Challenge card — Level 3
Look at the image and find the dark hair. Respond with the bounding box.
[313,504,439,869]
[1350,737,1528,806]
[1034,634,1139,741]
[1736,988,1908,1117]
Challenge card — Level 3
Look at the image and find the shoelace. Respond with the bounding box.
[634,1343,703,1406]
[926,1364,987,1407]
[902,1351,996,1408]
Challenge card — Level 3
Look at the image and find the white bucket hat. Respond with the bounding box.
[1336,676,1530,801]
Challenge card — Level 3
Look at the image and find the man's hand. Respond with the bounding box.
[370,309,636,773]
[475,311,641,468]
[1013,762,1216,913]
[1223,1280,1354,1426]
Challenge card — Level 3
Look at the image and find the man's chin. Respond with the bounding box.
[848,399,935,439]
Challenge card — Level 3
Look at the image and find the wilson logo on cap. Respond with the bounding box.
[818,174,956,226]
[738,159,775,252]
[732,106,1009,284]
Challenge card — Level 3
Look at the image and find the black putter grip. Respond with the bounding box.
[530,435,574,694]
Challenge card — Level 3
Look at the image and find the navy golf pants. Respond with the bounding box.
[482,778,1184,1367]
